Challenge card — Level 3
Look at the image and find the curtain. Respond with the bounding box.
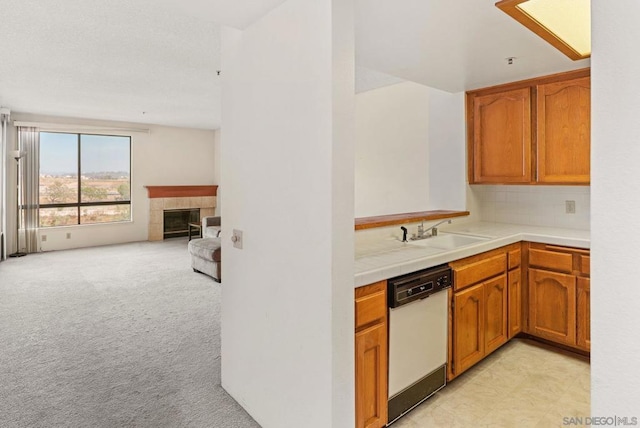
[1,112,8,260]
[17,127,39,253]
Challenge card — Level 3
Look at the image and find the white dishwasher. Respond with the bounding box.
[387,264,451,425]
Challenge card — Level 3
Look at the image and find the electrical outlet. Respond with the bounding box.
[565,200,576,214]
[41,235,47,242]
[231,229,243,249]
[66,232,71,239]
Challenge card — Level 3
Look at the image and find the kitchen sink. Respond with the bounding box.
[406,233,491,250]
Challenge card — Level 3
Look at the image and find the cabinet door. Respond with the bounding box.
[484,274,508,354]
[537,77,590,184]
[472,88,532,183]
[528,268,577,346]
[508,268,522,338]
[577,277,591,351]
[355,322,388,428]
[453,283,485,376]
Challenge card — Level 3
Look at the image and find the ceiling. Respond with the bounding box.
[0,0,589,130]
[355,0,589,92]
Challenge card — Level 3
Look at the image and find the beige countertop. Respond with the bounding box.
[354,221,590,288]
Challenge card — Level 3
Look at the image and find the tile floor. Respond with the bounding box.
[392,339,590,428]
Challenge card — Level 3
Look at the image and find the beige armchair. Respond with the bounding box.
[202,216,221,238]
[188,237,221,282]
[188,215,222,282]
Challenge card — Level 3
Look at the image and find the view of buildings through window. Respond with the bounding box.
[39,132,131,227]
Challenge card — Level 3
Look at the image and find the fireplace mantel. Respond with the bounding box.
[144,185,218,199]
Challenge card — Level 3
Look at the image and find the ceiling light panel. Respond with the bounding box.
[497,0,591,60]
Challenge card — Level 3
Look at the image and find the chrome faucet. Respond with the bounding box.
[413,219,452,240]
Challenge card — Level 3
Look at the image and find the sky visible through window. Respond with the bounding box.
[40,132,130,175]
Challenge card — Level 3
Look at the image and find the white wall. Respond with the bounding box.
[591,1,640,415]
[220,0,354,427]
[354,82,466,218]
[7,113,216,252]
[428,89,466,211]
[355,82,429,216]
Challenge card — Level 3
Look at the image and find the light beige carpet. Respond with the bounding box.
[0,238,259,428]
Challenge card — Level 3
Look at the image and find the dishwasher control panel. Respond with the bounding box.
[388,264,452,308]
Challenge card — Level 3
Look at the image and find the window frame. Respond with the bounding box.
[38,131,132,227]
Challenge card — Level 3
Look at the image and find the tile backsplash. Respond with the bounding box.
[471,185,590,230]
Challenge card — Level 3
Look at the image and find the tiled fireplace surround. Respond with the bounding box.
[145,186,218,241]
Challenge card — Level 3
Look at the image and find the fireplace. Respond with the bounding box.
[163,209,200,239]
[145,185,218,241]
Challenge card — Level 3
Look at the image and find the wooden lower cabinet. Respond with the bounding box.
[484,274,508,354]
[453,283,485,375]
[355,323,387,428]
[449,244,520,380]
[354,243,590,427]
[447,242,590,384]
[526,243,592,352]
[355,281,387,428]
[508,267,522,338]
[576,277,591,351]
[528,268,577,346]
[451,276,510,377]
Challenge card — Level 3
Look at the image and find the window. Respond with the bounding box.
[39,132,131,227]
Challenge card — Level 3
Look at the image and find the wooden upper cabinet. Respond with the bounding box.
[471,88,532,183]
[467,68,590,185]
[537,77,591,184]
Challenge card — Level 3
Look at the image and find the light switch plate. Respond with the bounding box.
[231,229,243,249]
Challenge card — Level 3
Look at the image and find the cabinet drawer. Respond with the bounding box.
[355,281,387,330]
[508,248,521,270]
[580,255,590,276]
[453,253,506,291]
[529,249,573,273]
